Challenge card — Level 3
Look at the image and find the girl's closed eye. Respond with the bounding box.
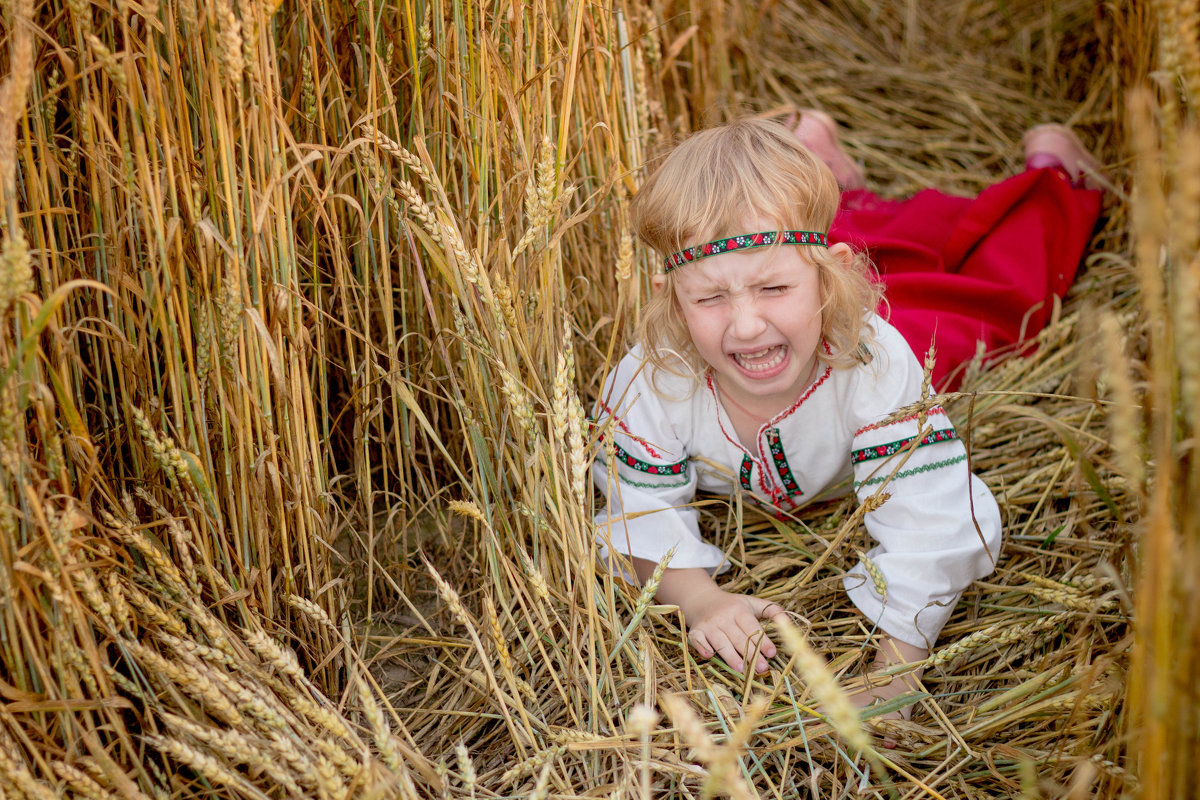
[762,285,790,295]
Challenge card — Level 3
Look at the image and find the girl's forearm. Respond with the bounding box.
[629,559,723,614]
[876,634,927,666]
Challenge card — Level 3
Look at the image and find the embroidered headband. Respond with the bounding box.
[663,230,828,273]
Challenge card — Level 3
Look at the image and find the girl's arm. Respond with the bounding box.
[594,354,783,673]
[632,559,787,674]
[874,635,927,670]
[592,351,728,573]
[847,635,928,735]
[845,320,1003,651]
[868,635,927,709]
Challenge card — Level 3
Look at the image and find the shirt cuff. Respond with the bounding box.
[595,516,730,575]
[843,565,956,650]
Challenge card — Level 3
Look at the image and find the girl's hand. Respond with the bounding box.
[629,561,787,674]
[681,586,787,674]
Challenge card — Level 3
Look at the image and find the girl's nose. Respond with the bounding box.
[729,298,768,340]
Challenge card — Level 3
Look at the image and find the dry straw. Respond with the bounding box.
[0,0,1184,797]
[660,693,757,800]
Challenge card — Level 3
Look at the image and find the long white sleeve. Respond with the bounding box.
[843,326,1002,648]
[591,352,728,572]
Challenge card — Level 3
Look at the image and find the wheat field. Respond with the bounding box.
[0,0,1195,797]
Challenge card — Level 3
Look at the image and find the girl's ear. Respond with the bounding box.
[829,242,855,268]
[651,273,667,293]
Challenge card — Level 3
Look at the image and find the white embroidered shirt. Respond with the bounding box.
[591,315,1002,648]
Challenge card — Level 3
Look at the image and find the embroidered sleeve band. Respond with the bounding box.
[664,230,828,273]
[612,441,688,475]
[851,429,958,463]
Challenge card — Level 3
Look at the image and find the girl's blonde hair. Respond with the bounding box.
[631,118,884,378]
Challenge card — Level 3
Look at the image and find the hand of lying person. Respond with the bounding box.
[627,562,787,675]
[681,587,788,675]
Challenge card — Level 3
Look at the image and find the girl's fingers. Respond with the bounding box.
[742,626,776,668]
[704,630,744,673]
[727,616,772,672]
[754,630,777,662]
[687,629,714,660]
[739,605,780,662]
[749,598,788,632]
[688,596,789,674]
[757,601,786,621]
[689,621,745,670]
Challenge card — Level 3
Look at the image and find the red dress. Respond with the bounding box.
[829,168,1102,389]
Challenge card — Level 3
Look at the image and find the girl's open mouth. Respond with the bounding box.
[731,344,787,373]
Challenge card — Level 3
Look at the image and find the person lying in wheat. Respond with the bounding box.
[592,115,1102,716]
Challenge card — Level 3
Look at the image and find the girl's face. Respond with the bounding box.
[669,239,852,416]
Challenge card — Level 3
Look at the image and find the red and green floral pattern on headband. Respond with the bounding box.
[663,230,828,273]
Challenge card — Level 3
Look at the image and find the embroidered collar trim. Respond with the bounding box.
[664,230,828,273]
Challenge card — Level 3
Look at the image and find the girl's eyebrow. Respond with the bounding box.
[680,256,796,294]
[679,276,725,294]
[753,272,789,285]
[747,264,792,286]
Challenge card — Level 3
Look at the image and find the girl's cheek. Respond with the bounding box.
[702,308,730,330]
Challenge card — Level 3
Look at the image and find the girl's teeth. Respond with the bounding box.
[734,345,785,372]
